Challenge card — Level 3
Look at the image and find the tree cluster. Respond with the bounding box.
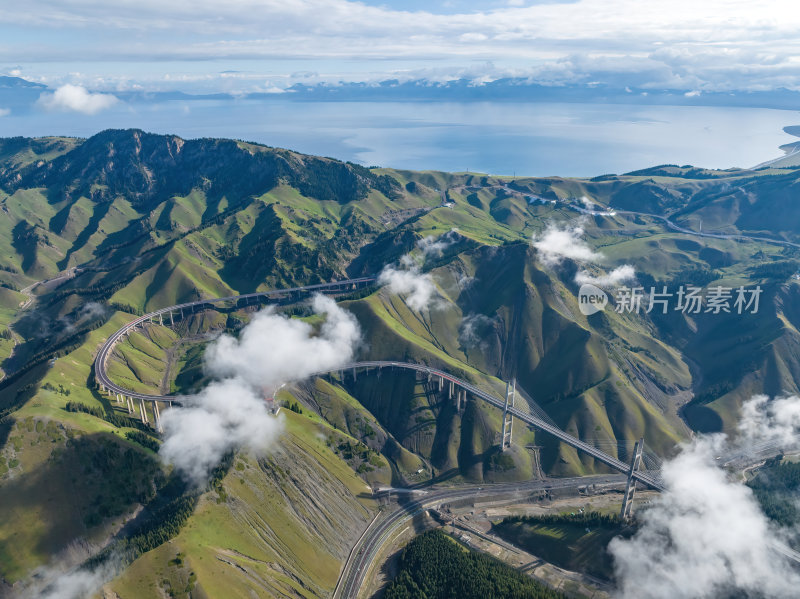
[384,530,566,599]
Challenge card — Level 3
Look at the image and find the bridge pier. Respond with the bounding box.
[126,396,134,415]
[170,312,174,326]
[153,401,163,433]
[501,379,516,452]
[448,380,453,400]
[352,366,357,381]
[438,376,443,391]
[620,438,644,521]
[139,399,149,425]
[158,313,163,326]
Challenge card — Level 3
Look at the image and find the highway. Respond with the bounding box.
[93,286,664,491]
[489,182,800,250]
[613,208,800,249]
[92,279,800,593]
[87,200,800,595]
[324,361,664,491]
[334,475,627,599]
[93,277,376,401]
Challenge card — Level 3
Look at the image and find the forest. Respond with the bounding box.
[384,529,566,599]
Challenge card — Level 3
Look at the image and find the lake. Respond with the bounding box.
[1,98,798,177]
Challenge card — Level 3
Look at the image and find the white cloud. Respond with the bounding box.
[0,107,9,117]
[531,223,602,266]
[36,84,119,115]
[458,313,496,348]
[160,294,361,484]
[610,435,800,599]
[459,32,488,42]
[378,263,439,311]
[205,294,360,388]
[416,228,459,259]
[7,1,800,93]
[738,394,800,449]
[21,560,118,599]
[610,394,800,599]
[575,264,635,287]
[160,378,283,485]
[78,301,107,320]
[376,231,459,311]
[533,221,637,285]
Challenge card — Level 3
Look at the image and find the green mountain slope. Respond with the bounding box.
[2,130,800,595]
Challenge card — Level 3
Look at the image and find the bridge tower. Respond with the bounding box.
[501,379,516,452]
[619,438,644,521]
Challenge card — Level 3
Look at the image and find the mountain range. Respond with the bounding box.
[2,129,800,596]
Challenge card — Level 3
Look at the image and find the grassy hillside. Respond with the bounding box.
[493,512,624,581]
[2,130,800,594]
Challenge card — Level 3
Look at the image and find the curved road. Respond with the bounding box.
[335,474,626,599]
[94,277,375,401]
[93,277,800,592]
[93,283,663,490]
[492,182,800,250]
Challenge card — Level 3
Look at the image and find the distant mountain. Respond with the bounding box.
[5,73,800,112]
[0,76,48,113]
[0,76,46,90]
[274,78,800,110]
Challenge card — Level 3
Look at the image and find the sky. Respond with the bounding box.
[3,0,800,95]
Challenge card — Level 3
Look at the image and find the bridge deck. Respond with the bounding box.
[93,279,664,491]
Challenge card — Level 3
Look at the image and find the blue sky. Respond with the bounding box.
[2,0,799,97]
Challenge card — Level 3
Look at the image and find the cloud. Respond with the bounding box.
[159,294,361,484]
[21,560,118,599]
[458,313,497,348]
[531,223,602,266]
[575,264,635,287]
[159,378,282,484]
[377,232,456,311]
[205,294,361,388]
[0,107,9,117]
[457,273,476,290]
[738,394,800,449]
[78,301,107,320]
[37,84,119,114]
[609,394,800,599]
[416,228,459,259]
[533,221,637,285]
[378,264,439,311]
[7,0,800,93]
